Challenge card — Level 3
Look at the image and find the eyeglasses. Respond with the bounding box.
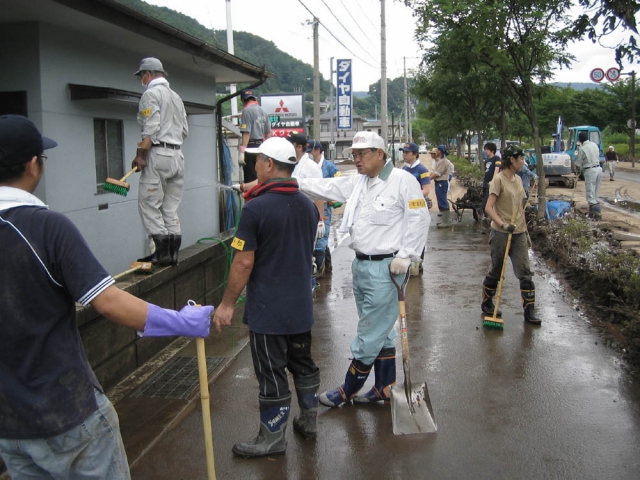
[351,148,374,160]
[38,154,48,162]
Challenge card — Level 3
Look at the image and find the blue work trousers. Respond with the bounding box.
[435,180,449,211]
[350,257,404,365]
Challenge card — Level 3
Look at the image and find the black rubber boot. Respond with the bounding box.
[170,235,181,266]
[232,395,291,458]
[481,279,502,317]
[293,371,320,439]
[521,288,542,324]
[138,235,171,266]
[353,348,396,404]
[314,251,326,279]
[318,360,372,408]
[324,246,332,273]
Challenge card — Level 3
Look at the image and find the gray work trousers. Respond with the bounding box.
[487,229,533,287]
[583,166,602,206]
[138,146,184,236]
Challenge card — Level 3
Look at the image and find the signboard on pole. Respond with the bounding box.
[336,59,353,130]
[606,67,621,82]
[260,93,305,137]
[590,68,605,83]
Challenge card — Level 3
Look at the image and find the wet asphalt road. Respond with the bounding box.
[131,215,640,479]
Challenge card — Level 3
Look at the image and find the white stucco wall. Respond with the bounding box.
[0,22,226,275]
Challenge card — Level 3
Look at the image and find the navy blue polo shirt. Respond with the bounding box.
[402,162,431,188]
[0,205,113,439]
[483,155,502,188]
[231,187,318,335]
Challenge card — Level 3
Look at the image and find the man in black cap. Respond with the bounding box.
[239,89,272,183]
[132,57,189,267]
[0,115,213,478]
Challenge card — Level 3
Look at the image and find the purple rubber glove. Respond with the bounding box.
[142,303,213,338]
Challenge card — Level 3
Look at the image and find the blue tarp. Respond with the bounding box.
[545,200,572,220]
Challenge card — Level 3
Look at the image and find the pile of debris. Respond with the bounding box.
[528,210,640,367]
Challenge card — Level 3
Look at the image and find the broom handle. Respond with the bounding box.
[493,205,518,316]
[196,337,216,480]
[120,167,138,182]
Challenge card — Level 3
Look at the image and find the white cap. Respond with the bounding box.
[344,131,386,155]
[609,145,614,150]
[246,137,297,164]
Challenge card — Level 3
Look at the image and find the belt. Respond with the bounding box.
[247,140,263,146]
[355,251,397,261]
[154,142,181,150]
[583,165,596,170]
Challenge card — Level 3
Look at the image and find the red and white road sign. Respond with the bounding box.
[590,68,605,83]
[606,67,621,82]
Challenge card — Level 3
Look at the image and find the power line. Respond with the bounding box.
[338,0,376,47]
[320,0,378,64]
[297,0,378,69]
[353,0,379,33]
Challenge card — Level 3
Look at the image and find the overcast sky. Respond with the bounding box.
[146,0,636,91]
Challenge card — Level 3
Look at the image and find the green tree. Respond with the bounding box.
[407,0,577,216]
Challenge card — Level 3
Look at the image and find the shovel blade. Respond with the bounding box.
[390,381,437,435]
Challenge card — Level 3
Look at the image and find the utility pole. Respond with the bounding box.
[312,17,320,140]
[329,57,335,160]
[404,57,409,143]
[632,71,636,168]
[225,0,237,117]
[622,70,636,168]
[380,0,388,147]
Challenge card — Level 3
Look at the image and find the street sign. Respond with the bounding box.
[606,67,621,82]
[590,68,605,83]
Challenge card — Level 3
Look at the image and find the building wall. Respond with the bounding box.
[0,22,224,275]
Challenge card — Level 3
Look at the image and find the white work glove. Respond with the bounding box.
[390,257,411,274]
[502,223,516,233]
[231,183,244,194]
[316,220,326,240]
[238,152,246,167]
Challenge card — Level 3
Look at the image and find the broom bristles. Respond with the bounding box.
[483,316,504,329]
[103,178,130,197]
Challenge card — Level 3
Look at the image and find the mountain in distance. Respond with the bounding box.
[552,82,603,91]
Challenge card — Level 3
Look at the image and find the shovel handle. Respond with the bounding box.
[120,167,139,182]
[389,265,411,302]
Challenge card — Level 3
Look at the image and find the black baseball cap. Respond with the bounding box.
[240,89,257,101]
[0,115,57,167]
[287,133,307,147]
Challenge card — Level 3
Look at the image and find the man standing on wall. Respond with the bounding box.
[0,115,213,479]
[132,57,189,267]
[239,89,272,183]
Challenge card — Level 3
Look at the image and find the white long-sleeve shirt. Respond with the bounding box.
[298,161,429,260]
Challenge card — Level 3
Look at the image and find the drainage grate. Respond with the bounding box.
[130,356,224,400]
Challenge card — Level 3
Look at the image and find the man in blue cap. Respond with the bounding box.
[0,115,213,478]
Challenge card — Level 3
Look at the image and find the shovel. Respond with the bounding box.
[389,266,437,435]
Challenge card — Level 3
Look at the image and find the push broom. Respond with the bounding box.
[103,167,138,197]
[483,205,517,329]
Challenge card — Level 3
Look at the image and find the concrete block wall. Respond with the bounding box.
[77,236,232,391]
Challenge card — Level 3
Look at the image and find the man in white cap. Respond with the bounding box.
[132,57,189,267]
[297,131,429,409]
[605,145,619,181]
[213,137,321,458]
